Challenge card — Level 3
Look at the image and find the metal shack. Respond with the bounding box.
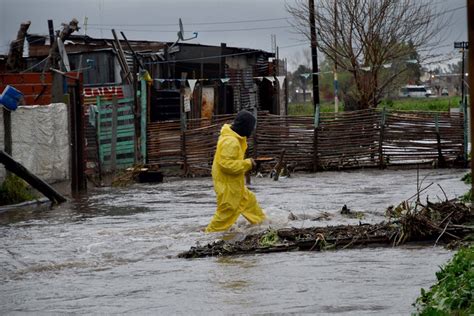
[24,34,284,175]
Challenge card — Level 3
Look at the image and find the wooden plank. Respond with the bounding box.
[0,150,66,204]
[110,96,118,171]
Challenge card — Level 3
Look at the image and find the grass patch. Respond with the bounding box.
[414,244,474,315]
[0,174,38,206]
[380,96,461,112]
[288,97,462,115]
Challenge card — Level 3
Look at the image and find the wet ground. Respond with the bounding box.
[0,168,469,314]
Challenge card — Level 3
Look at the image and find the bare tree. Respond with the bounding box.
[286,0,448,109]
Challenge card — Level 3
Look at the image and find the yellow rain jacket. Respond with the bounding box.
[205,124,266,232]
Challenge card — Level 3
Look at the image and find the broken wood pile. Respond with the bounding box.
[178,200,473,258]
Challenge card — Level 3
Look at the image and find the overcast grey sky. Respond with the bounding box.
[0,0,468,70]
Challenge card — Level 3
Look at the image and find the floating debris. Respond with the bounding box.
[340,204,365,219]
[111,165,162,186]
[287,211,332,221]
[179,200,473,258]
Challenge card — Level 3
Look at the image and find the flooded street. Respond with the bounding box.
[0,168,468,314]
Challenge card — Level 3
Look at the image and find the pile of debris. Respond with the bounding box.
[179,200,474,258]
[111,165,163,187]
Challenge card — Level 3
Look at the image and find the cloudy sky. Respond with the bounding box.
[0,0,468,70]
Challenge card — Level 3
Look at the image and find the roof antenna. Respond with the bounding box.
[170,18,198,49]
[178,18,198,41]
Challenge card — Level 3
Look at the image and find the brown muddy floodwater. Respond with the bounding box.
[0,169,468,314]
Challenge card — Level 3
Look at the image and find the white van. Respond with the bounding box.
[399,85,430,98]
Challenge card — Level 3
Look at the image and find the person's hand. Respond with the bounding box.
[250,158,257,170]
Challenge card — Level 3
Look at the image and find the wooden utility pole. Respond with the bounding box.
[467,0,474,202]
[333,0,339,113]
[309,0,320,115]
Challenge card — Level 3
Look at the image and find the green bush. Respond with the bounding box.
[460,173,472,203]
[461,172,471,184]
[0,174,38,206]
[414,244,474,315]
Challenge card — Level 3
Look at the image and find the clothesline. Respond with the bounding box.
[151,76,287,91]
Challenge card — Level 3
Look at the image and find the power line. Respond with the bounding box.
[431,5,466,18]
[143,49,270,65]
[88,25,289,33]
[20,56,49,73]
[88,17,290,27]
[279,42,308,49]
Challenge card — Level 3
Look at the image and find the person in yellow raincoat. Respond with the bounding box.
[205,110,266,232]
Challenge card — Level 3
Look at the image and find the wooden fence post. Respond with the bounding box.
[435,113,446,167]
[3,109,12,178]
[253,110,258,159]
[96,96,103,169]
[110,95,118,172]
[379,107,386,169]
[180,73,188,176]
[140,78,147,164]
[68,80,86,194]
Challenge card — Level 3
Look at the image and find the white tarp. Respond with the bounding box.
[0,103,70,182]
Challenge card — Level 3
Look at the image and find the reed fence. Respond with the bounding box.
[146,109,465,176]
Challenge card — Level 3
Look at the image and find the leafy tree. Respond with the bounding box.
[288,64,312,103]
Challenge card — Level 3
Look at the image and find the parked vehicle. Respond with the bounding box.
[399,85,431,98]
[441,88,449,96]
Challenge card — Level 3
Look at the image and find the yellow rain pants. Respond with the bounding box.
[205,124,266,232]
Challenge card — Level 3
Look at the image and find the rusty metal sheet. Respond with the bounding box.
[201,87,214,119]
[83,85,125,106]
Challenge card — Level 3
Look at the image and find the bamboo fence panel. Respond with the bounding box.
[184,114,238,175]
[383,111,464,165]
[254,114,315,170]
[147,121,182,167]
[146,109,465,176]
[184,123,220,175]
[317,109,381,169]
